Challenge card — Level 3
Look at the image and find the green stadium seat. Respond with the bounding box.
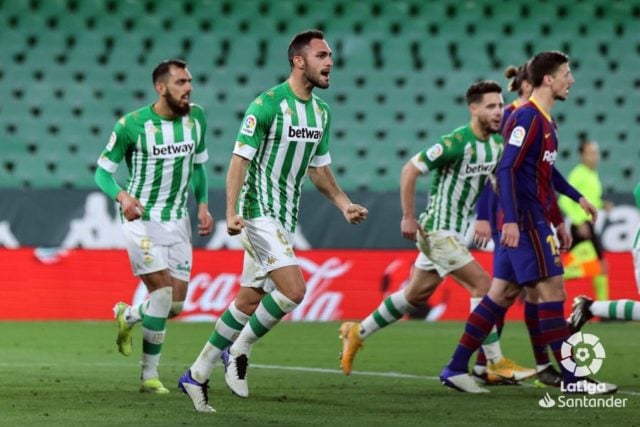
[0,0,636,193]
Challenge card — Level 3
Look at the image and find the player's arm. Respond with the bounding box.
[401,139,457,241]
[190,107,213,236]
[308,165,368,224]
[497,118,533,247]
[225,98,272,235]
[191,163,213,236]
[95,122,143,221]
[473,182,493,248]
[634,181,640,209]
[225,154,249,235]
[308,103,367,224]
[400,159,422,241]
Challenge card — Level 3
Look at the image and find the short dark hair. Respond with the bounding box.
[466,80,502,105]
[152,59,188,84]
[288,30,325,67]
[578,139,597,154]
[528,51,569,87]
[504,60,531,95]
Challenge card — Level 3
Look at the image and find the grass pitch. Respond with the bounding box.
[1,321,639,426]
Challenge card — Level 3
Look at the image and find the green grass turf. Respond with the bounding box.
[1,321,639,426]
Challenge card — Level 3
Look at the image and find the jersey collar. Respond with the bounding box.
[529,97,552,123]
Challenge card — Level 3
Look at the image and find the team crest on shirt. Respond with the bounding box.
[508,126,526,147]
[240,115,257,136]
[185,119,194,129]
[426,143,444,161]
[443,138,452,148]
[106,132,117,151]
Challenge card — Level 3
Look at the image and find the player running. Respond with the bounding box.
[339,80,535,385]
[177,30,367,413]
[95,59,213,394]
[440,51,617,394]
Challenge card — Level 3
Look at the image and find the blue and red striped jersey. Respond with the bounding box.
[497,98,579,229]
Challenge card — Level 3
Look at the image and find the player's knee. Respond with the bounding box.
[406,283,438,306]
[284,287,305,304]
[168,301,184,318]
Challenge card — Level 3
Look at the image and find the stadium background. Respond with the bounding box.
[1,0,639,320]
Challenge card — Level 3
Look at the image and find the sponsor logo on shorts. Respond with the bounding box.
[426,143,444,161]
[240,114,257,136]
[508,126,526,146]
[287,125,323,142]
[176,261,191,273]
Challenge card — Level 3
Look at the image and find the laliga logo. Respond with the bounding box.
[560,332,606,377]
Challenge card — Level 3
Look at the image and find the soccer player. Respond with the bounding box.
[95,59,213,394]
[339,80,534,386]
[177,30,368,413]
[559,140,610,300]
[567,179,640,330]
[475,62,563,386]
[440,51,617,394]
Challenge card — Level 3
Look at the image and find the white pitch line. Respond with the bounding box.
[1,361,638,396]
[251,363,640,397]
[252,363,440,380]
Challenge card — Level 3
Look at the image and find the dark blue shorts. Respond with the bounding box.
[493,222,563,285]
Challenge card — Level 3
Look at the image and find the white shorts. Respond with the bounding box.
[122,216,192,281]
[240,217,298,293]
[415,230,473,277]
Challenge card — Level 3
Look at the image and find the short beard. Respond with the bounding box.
[165,93,191,116]
[305,70,329,89]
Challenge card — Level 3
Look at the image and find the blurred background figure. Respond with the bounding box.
[559,140,611,301]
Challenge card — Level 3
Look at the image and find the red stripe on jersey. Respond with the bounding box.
[529,229,548,278]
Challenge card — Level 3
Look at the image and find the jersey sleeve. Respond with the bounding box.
[97,117,131,173]
[411,136,460,174]
[310,104,331,167]
[232,96,274,161]
[475,182,493,221]
[556,166,587,224]
[634,181,640,209]
[192,105,209,165]
[496,110,536,224]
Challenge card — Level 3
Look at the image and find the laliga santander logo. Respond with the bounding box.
[131,257,352,321]
[560,332,606,377]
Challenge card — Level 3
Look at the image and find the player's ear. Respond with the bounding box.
[155,80,166,95]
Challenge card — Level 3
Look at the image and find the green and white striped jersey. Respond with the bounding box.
[97,104,208,222]
[412,124,503,235]
[233,82,331,232]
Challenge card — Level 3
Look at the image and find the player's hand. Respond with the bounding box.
[227,214,245,235]
[117,191,144,221]
[197,203,214,236]
[473,220,492,248]
[500,222,520,248]
[401,216,420,241]
[578,197,598,224]
[556,223,572,252]
[343,203,368,224]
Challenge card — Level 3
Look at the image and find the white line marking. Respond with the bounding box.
[1,362,637,396]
